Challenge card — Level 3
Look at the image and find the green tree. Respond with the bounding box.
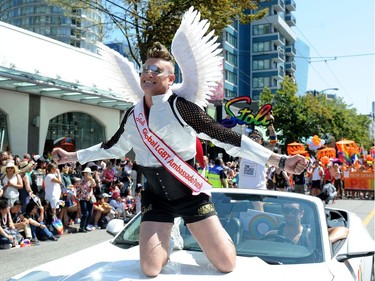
[47,0,268,65]
[260,77,373,152]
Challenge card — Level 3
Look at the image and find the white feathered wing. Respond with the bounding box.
[171,6,223,108]
[96,6,222,107]
[96,42,143,103]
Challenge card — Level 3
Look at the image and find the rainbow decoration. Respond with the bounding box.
[220,96,273,128]
[52,218,64,235]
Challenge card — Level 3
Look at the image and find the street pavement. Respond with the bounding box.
[1,225,112,281]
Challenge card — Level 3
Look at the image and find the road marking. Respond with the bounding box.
[363,208,375,226]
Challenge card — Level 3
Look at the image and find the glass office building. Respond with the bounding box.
[0,0,103,52]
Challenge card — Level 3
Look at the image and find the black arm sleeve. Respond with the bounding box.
[174,97,242,147]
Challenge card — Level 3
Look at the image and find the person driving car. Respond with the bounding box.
[265,203,312,248]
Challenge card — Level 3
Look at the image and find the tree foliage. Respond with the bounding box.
[46,0,268,65]
[260,77,373,152]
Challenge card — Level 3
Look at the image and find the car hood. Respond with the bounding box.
[10,240,333,281]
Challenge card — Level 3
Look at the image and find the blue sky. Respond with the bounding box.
[294,0,374,115]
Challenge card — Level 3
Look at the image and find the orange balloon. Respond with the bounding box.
[312,135,321,146]
[320,156,330,165]
[366,155,373,161]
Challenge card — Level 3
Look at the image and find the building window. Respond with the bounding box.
[253,24,271,35]
[253,41,271,53]
[225,51,237,66]
[252,77,271,89]
[253,59,271,70]
[225,70,237,84]
[44,112,105,155]
[225,32,237,46]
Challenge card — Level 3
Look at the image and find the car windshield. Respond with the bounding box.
[113,191,324,265]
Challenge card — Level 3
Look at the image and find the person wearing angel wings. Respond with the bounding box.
[52,7,307,277]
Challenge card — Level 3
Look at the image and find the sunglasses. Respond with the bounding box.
[141,65,170,76]
[282,207,300,215]
[249,135,261,141]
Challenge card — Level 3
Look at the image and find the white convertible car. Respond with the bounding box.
[10,189,375,281]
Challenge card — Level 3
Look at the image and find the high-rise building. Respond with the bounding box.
[0,0,103,52]
[222,0,303,109]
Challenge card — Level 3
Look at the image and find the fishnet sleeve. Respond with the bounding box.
[175,98,241,147]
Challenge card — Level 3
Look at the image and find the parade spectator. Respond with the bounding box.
[101,160,115,192]
[76,167,96,232]
[134,184,143,214]
[1,161,23,207]
[44,162,62,217]
[120,158,133,195]
[0,199,18,249]
[293,169,308,194]
[207,158,228,188]
[197,155,210,179]
[88,163,102,196]
[91,193,113,229]
[308,160,324,196]
[109,192,127,219]
[59,181,79,229]
[10,200,32,240]
[331,163,343,199]
[124,188,135,215]
[1,151,12,167]
[23,201,58,243]
[238,112,277,189]
[318,181,337,204]
[18,160,35,212]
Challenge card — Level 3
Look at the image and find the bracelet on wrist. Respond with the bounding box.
[278,155,287,171]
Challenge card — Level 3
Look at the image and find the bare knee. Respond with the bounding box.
[141,255,168,277]
[213,243,236,273]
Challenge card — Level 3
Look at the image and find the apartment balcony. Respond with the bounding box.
[270,0,285,12]
[271,48,285,63]
[285,0,296,11]
[285,44,296,56]
[285,61,296,72]
[285,13,296,26]
[265,14,297,42]
[270,33,285,46]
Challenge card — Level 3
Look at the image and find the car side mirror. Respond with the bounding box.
[106,219,125,236]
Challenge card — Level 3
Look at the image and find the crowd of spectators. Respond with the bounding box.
[0,151,143,249]
[0,147,373,250]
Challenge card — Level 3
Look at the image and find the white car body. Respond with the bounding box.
[10,189,375,281]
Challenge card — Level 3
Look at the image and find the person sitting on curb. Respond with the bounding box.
[10,200,32,240]
[23,201,59,243]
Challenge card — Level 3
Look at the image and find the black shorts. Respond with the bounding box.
[141,190,217,224]
[311,180,322,190]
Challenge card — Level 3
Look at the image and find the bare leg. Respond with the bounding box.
[139,221,173,277]
[188,216,236,273]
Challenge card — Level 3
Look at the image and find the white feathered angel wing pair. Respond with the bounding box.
[97,6,223,108]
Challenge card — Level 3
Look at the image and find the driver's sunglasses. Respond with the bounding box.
[141,65,169,76]
[249,135,261,141]
[282,207,300,215]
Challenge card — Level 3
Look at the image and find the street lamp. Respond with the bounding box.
[311,88,339,96]
[319,88,339,94]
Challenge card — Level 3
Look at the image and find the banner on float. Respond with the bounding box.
[343,172,374,191]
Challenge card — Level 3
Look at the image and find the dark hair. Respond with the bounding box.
[25,201,38,213]
[0,199,9,210]
[147,42,175,64]
[248,129,263,140]
[215,157,223,166]
[13,200,22,206]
